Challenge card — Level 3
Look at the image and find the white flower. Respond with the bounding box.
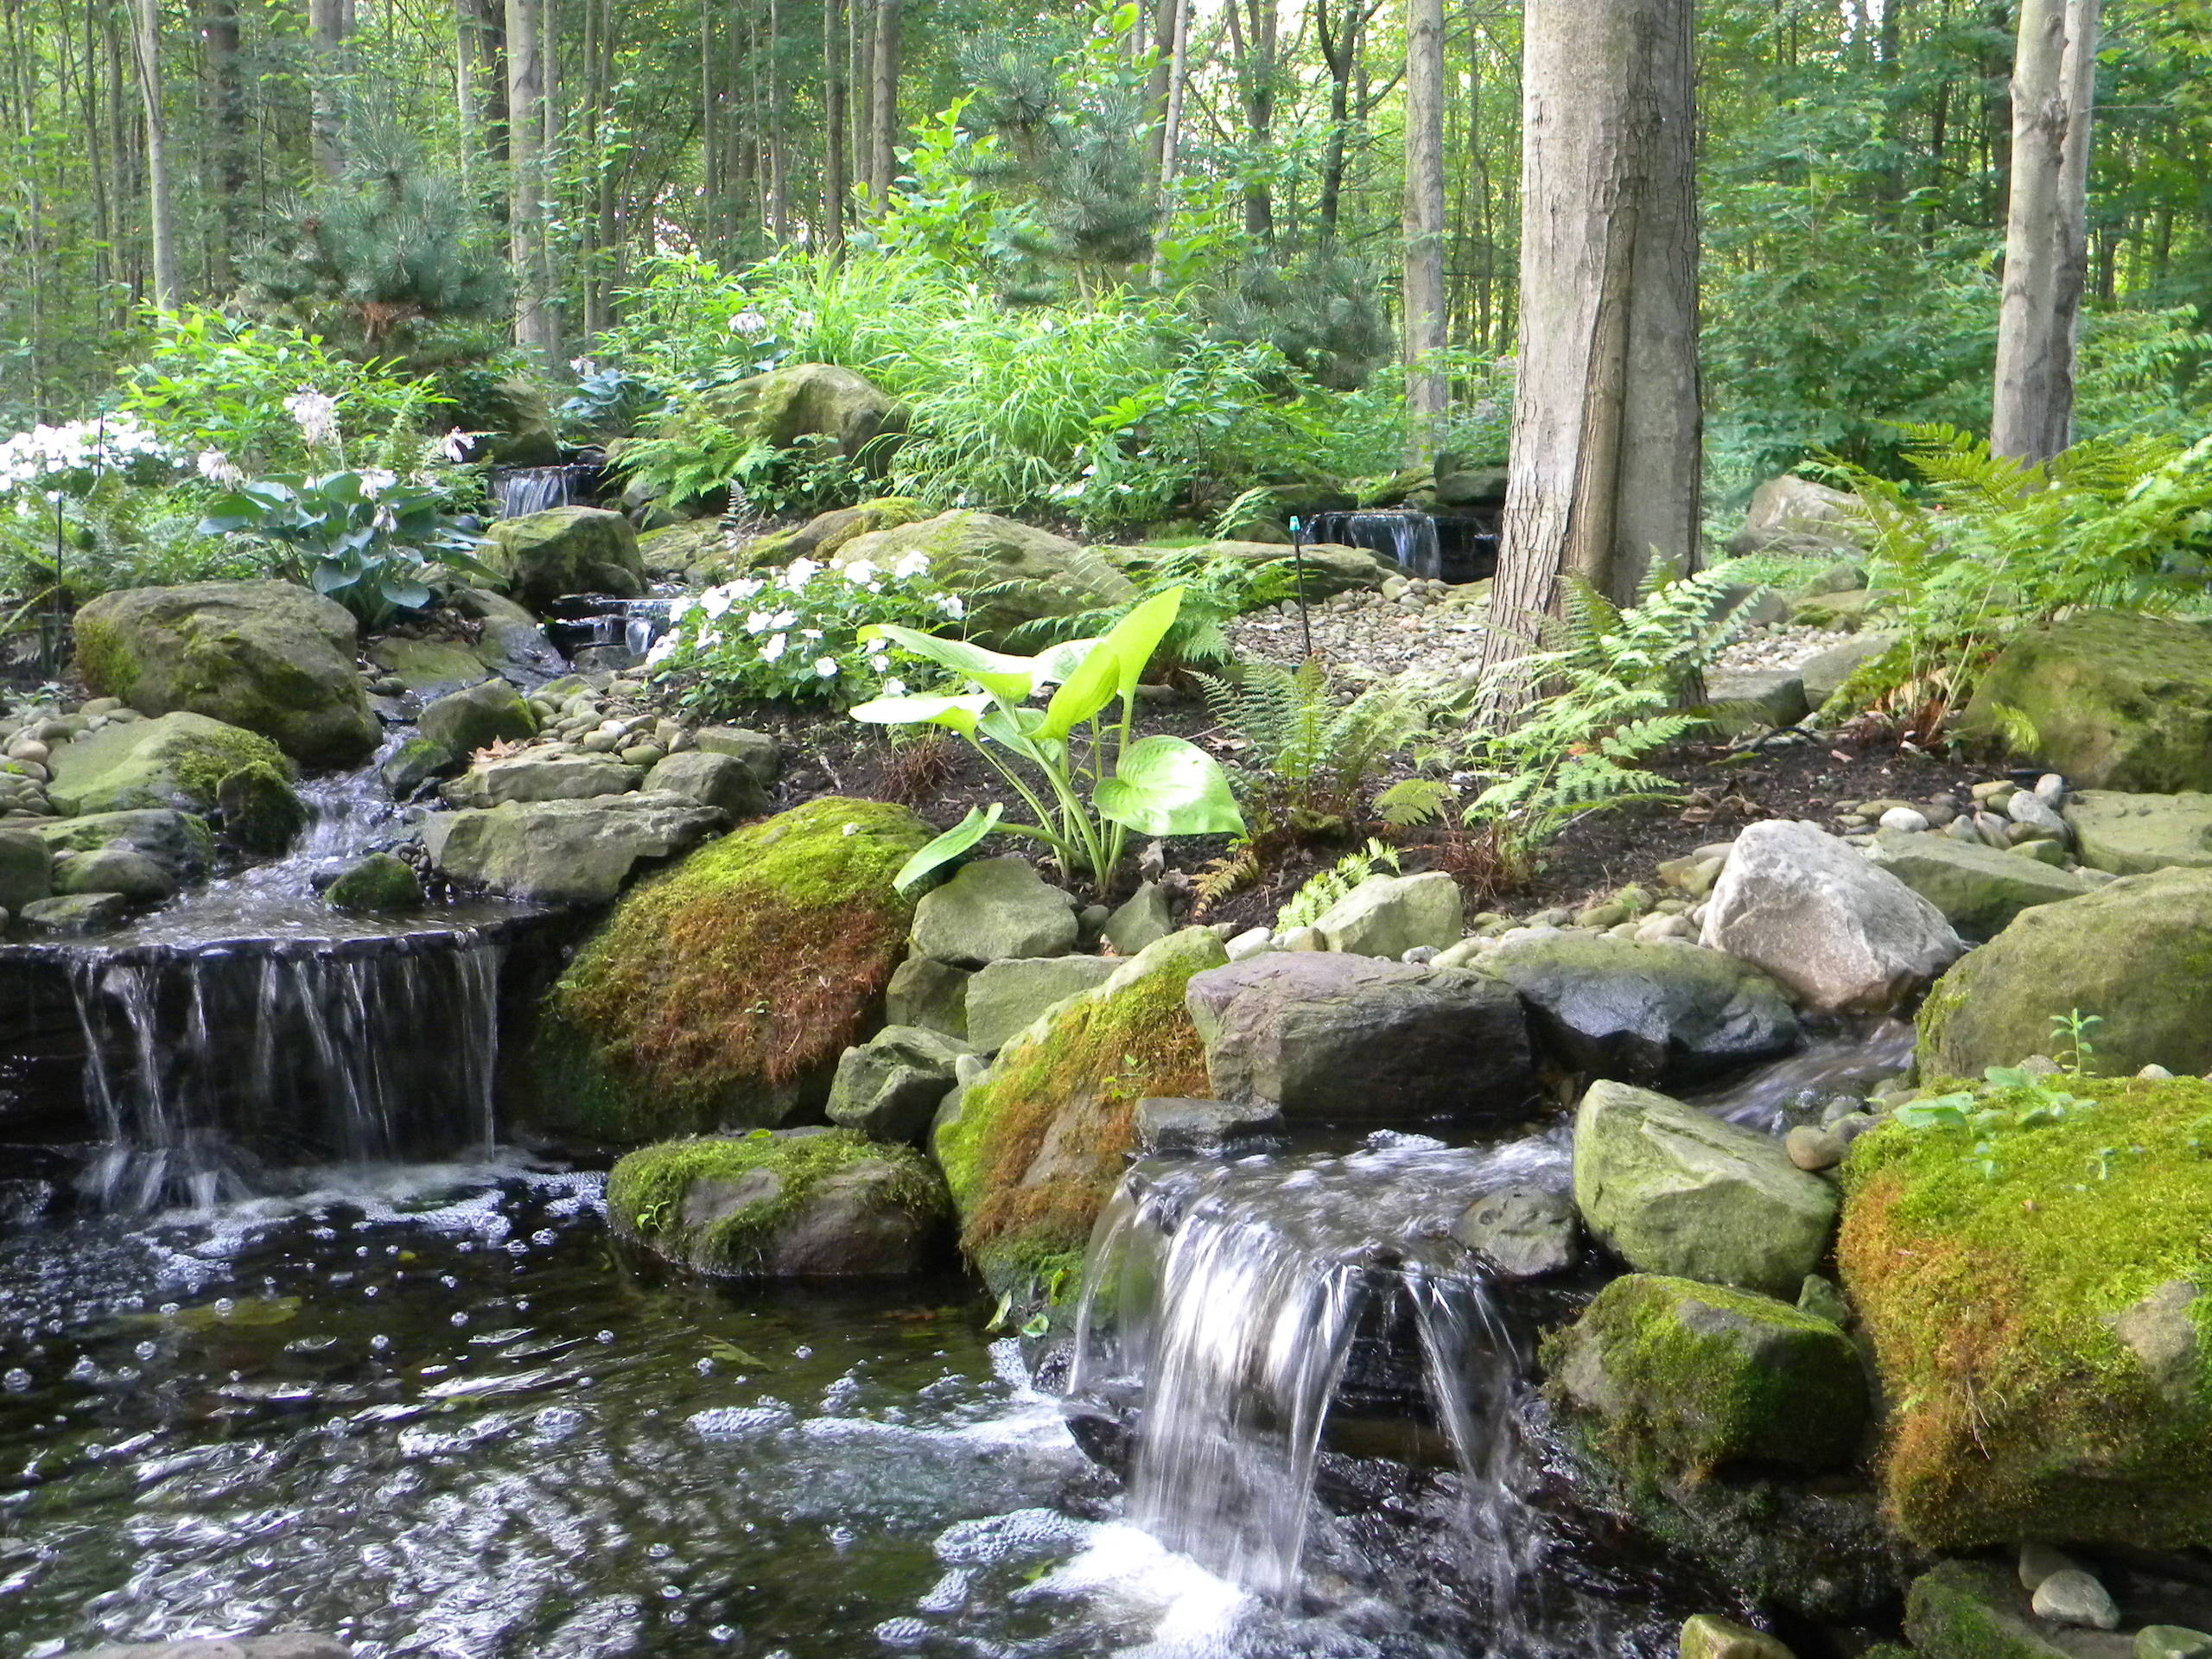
[195,448,244,486]
[644,635,680,666]
[841,560,879,585]
[882,677,909,697]
[697,628,724,650]
[784,557,821,590]
[283,389,340,450]
[671,595,702,621]
[761,632,788,663]
[438,427,473,462]
[359,467,397,497]
[732,307,769,336]
[935,594,967,620]
[701,589,734,619]
[769,608,798,629]
[892,551,932,581]
[745,609,773,635]
[800,628,823,641]
[728,577,766,601]
[814,656,839,677]
[863,635,890,658]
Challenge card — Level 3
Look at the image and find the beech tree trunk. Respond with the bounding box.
[1991,0,2100,463]
[308,0,346,177]
[1402,0,1446,465]
[506,0,561,363]
[1480,0,1700,677]
[821,0,846,254]
[202,0,246,289]
[129,0,178,308]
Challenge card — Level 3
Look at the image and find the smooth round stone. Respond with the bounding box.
[1784,1125,1845,1172]
[5,739,49,765]
[1879,806,1930,833]
[2034,772,2067,805]
[2031,1568,2120,1630]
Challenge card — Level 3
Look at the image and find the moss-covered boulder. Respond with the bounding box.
[1544,1274,1866,1482]
[0,829,52,913]
[421,791,725,903]
[536,798,933,1141]
[638,518,734,582]
[71,580,378,766]
[2063,791,2212,876]
[1839,1075,2212,1548]
[702,363,907,461]
[830,512,1136,642]
[417,678,537,757]
[1111,539,1393,595]
[326,852,423,912]
[481,506,646,609]
[715,498,927,581]
[1916,868,2212,1077]
[934,927,1228,1294]
[1962,611,2212,792]
[607,1128,951,1277]
[1866,829,2091,939]
[47,712,298,823]
[34,809,213,887]
[366,636,493,692]
[1903,1560,2076,1659]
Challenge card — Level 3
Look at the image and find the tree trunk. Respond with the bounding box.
[822,0,846,254]
[507,0,562,363]
[129,0,180,308]
[1402,0,1446,464]
[866,0,900,208]
[308,0,346,177]
[1479,0,1700,680]
[455,0,484,202]
[766,0,786,241]
[202,0,246,290]
[1991,0,2099,463]
[849,0,871,208]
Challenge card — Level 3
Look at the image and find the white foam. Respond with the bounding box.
[1021,1522,1253,1658]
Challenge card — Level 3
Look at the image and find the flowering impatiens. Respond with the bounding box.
[645,553,970,714]
[0,416,179,499]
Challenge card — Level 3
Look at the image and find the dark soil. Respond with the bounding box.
[715,690,1991,933]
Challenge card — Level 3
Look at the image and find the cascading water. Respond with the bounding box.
[1067,1134,1567,1621]
[491,463,595,518]
[540,594,676,669]
[1307,510,1446,580]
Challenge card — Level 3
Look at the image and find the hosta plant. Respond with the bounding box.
[848,586,1245,894]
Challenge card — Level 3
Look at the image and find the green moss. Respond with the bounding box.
[326,853,423,912]
[935,931,1222,1293]
[539,798,933,1143]
[1839,1074,2212,1547]
[607,1127,942,1275]
[71,613,139,703]
[167,725,295,801]
[1541,1274,1864,1481]
[1904,1561,2071,1659]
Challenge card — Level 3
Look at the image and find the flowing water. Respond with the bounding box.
[1306,512,1445,581]
[490,466,596,518]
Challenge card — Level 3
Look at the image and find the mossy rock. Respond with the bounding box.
[1962,610,2212,792]
[326,852,424,912]
[481,506,646,609]
[215,760,308,854]
[639,518,736,582]
[702,363,907,461]
[1904,1560,2075,1659]
[1542,1273,1866,1482]
[715,498,928,581]
[607,1127,950,1277]
[533,798,933,1142]
[932,927,1227,1294]
[1839,1074,2212,1548]
[1916,868,2212,1077]
[829,512,1136,643]
[71,580,378,766]
[366,636,493,692]
[47,711,296,819]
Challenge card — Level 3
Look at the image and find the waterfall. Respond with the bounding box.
[492,465,594,518]
[63,929,505,1212]
[1066,1136,1565,1617]
[541,595,676,669]
[1306,510,1445,580]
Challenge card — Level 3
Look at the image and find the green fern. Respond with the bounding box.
[1196,658,1424,829]
[1277,838,1402,931]
[993,550,1294,672]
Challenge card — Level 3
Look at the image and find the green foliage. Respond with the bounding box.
[1462,568,1758,860]
[1001,551,1297,672]
[198,470,488,626]
[1197,656,1424,831]
[557,365,667,442]
[1198,249,1395,391]
[647,551,964,715]
[1821,424,2212,724]
[1276,838,1402,930]
[849,586,1246,893]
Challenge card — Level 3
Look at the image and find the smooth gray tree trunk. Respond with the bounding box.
[867,0,901,208]
[128,0,178,308]
[1991,0,2100,463]
[1402,0,1446,464]
[507,0,562,363]
[1481,0,1700,680]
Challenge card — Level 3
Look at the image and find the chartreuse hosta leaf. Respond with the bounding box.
[859,625,1038,702]
[847,690,994,735]
[893,804,1004,894]
[1094,734,1245,836]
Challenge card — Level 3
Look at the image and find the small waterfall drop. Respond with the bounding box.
[491,464,595,518]
[1066,1135,1566,1617]
[541,594,676,669]
[1307,510,1445,579]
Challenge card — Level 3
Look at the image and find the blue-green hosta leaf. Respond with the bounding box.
[847,691,993,735]
[893,804,1003,894]
[1093,734,1245,837]
[860,624,1035,702]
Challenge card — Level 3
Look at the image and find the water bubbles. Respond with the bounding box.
[826,1524,857,1551]
[709,1625,737,1643]
[2,1369,30,1392]
[660,1583,683,1599]
[67,1357,96,1382]
[595,1329,615,1344]
[531,1230,556,1246]
[505,1240,529,1255]
[696,1357,715,1376]
[450,1313,469,1327]
[213,1298,234,1315]
[647,1542,673,1560]
[134,1341,158,1362]
[440,1274,460,1288]
[363,1286,378,1298]
[369,1334,391,1352]
[159,1302,180,1316]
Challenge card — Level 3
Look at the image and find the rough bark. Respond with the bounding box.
[1402,0,1447,464]
[1481,0,1700,680]
[867,0,900,207]
[1991,0,2100,463]
[308,0,346,178]
[821,0,847,254]
[506,0,561,363]
[202,0,246,289]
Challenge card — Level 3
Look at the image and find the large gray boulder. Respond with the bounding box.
[1484,935,1800,1084]
[440,753,642,808]
[481,506,647,609]
[964,954,1119,1053]
[1185,953,1536,1124]
[1700,819,1963,1012]
[46,711,298,822]
[1309,870,1464,957]
[1799,632,1899,709]
[71,579,379,766]
[421,791,726,903]
[693,726,782,785]
[909,855,1079,967]
[883,955,970,1039]
[702,362,907,461]
[1866,828,2090,938]
[643,751,770,820]
[35,809,213,887]
[1727,474,1866,556]
[0,829,52,913]
[417,677,537,757]
[824,1026,973,1144]
[1573,1080,1840,1297]
[1455,1183,1580,1279]
[2063,790,2212,875]
[830,512,1136,642]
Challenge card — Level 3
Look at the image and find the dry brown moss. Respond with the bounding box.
[543,797,931,1141]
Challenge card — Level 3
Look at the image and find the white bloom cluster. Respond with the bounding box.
[0,416,176,498]
[283,389,341,451]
